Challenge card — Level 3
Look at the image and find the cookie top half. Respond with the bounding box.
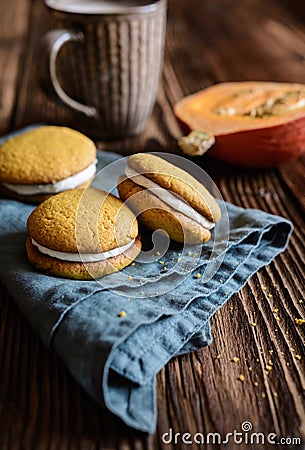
[0,126,96,184]
[27,188,138,253]
[127,153,221,222]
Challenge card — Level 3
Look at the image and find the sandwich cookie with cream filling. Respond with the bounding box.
[117,153,221,244]
[26,188,141,280]
[0,126,97,203]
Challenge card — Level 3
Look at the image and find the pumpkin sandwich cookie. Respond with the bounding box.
[0,126,97,203]
[26,188,141,280]
[117,153,221,244]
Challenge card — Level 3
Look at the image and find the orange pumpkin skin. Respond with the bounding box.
[211,116,305,168]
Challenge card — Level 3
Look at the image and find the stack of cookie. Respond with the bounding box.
[118,153,221,244]
[0,126,221,280]
[26,188,141,280]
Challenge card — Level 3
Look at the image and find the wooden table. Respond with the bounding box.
[0,0,304,448]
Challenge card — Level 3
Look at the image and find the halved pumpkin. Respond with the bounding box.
[174,81,305,167]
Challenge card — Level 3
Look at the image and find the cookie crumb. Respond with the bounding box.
[295,318,305,325]
[195,273,201,279]
[295,354,302,360]
[262,392,266,399]
[118,310,126,318]
[232,357,239,363]
[238,374,245,382]
[128,276,132,280]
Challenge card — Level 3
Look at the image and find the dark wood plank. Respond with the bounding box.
[0,0,305,449]
[0,0,31,133]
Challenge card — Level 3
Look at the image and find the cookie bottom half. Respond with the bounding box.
[26,236,141,280]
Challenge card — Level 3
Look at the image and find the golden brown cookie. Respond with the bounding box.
[118,176,211,244]
[26,188,141,280]
[127,153,221,222]
[0,126,97,203]
[118,153,221,244]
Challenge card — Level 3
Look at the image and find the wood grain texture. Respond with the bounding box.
[0,0,31,134]
[0,0,305,449]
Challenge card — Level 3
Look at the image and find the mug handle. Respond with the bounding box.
[41,29,97,117]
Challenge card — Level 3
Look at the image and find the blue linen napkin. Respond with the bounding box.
[0,127,293,433]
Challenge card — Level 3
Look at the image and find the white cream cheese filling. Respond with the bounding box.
[2,159,98,195]
[31,238,135,263]
[125,167,215,230]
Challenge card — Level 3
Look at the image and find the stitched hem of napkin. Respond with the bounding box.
[102,316,211,433]
[109,236,269,378]
[108,220,293,385]
[48,287,106,347]
[103,358,157,433]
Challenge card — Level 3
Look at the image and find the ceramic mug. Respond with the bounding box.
[41,0,167,138]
